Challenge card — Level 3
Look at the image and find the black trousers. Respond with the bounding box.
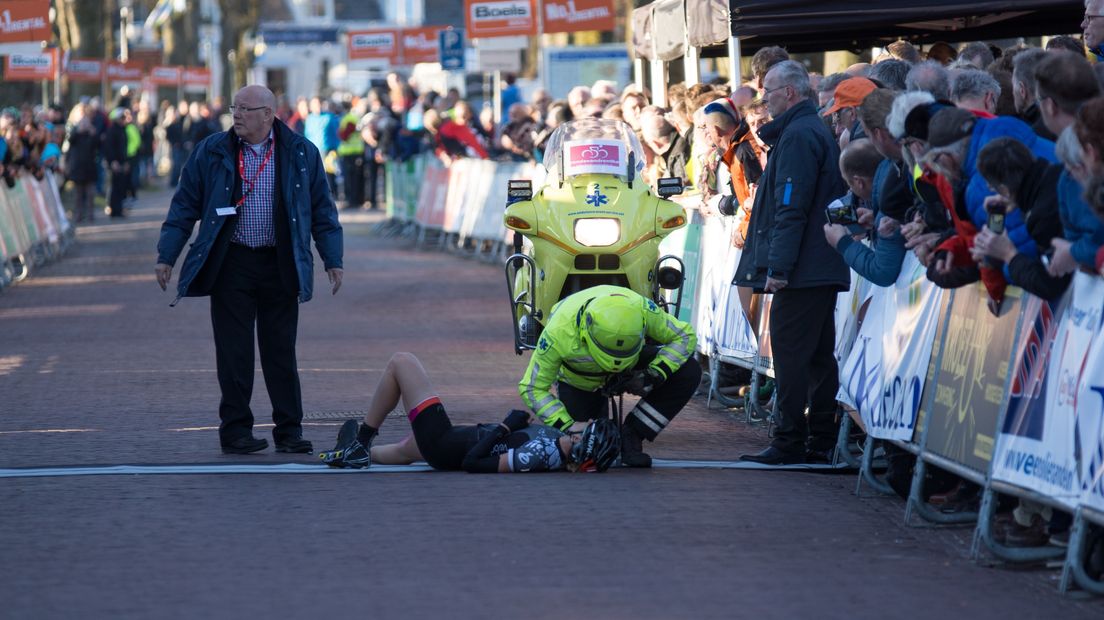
[108,168,128,216]
[769,286,841,453]
[364,156,380,208]
[558,351,702,442]
[341,154,364,206]
[210,244,303,444]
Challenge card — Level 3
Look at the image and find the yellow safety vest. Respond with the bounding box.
[336,112,364,156]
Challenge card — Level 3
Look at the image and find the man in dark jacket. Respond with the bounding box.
[155,85,344,455]
[102,108,130,218]
[735,61,850,464]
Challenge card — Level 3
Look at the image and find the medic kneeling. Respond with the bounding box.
[518,285,702,468]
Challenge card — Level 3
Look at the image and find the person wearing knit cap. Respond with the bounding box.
[822,77,877,148]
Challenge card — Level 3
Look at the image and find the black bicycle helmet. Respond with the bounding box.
[570,418,621,472]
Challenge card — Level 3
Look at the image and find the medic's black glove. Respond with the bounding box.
[502,409,531,433]
[624,368,665,397]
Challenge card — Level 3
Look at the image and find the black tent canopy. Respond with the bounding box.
[716,0,1083,53]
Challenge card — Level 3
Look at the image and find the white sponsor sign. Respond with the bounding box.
[1076,280,1104,511]
[562,139,626,177]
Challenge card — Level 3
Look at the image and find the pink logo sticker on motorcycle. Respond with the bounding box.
[563,139,626,177]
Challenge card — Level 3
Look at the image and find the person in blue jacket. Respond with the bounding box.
[155,85,344,455]
[824,139,907,287]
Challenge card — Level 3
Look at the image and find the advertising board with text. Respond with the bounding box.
[465,0,537,38]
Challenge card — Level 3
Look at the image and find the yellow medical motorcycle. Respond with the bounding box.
[504,118,688,354]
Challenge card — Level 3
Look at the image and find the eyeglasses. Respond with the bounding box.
[229,104,268,114]
[761,84,790,97]
[1086,13,1104,21]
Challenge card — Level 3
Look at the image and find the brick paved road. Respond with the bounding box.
[0,187,1098,618]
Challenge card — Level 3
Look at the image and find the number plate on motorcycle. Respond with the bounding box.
[564,139,626,178]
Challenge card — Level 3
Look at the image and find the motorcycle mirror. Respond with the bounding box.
[657,266,683,290]
[626,152,635,189]
[656,177,683,197]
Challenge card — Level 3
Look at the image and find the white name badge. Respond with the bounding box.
[216,207,237,216]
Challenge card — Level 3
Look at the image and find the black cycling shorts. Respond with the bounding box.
[410,400,479,470]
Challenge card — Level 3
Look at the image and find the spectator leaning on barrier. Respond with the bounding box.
[920,106,1056,302]
[154,85,344,455]
[824,138,908,287]
[970,137,1070,301]
[1011,48,1056,140]
[1032,51,1104,276]
[734,60,850,465]
[500,103,538,162]
[1061,97,1104,273]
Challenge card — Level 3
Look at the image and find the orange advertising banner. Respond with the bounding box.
[542,0,616,34]
[105,61,143,82]
[400,26,443,65]
[0,0,51,44]
[4,49,56,81]
[65,58,104,83]
[465,0,536,38]
[149,65,182,86]
[181,67,211,87]
[347,29,400,62]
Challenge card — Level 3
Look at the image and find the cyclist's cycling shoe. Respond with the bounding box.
[319,419,373,469]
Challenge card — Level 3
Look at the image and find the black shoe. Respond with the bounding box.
[274,436,313,454]
[620,423,652,468]
[805,447,834,464]
[739,446,805,465]
[221,436,269,454]
[318,419,373,468]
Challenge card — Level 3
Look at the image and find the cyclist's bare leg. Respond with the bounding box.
[363,352,439,429]
[370,433,423,465]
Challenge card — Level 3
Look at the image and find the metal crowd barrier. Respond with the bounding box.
[0,170,73,292]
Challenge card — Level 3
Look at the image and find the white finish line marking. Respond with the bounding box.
[0,460,850,478]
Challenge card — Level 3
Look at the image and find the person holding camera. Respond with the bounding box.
[823,139,908,287]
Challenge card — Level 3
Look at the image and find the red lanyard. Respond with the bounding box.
[236,137,274,206]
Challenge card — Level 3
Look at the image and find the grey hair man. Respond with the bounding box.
[905,60,951,100]
[869,59,911,90]
[958,41,995,69]
[735,59,850,465]
[1011,48,1054,139]
[951,69,1000,115]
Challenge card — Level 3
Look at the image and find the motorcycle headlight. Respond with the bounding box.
[573,218,620,247]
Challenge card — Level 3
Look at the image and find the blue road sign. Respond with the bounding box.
[438,29,465,71]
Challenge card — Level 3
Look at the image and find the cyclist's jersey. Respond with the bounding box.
[478,424,566,472]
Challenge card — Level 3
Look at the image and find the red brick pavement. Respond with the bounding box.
[0,186,1097,618]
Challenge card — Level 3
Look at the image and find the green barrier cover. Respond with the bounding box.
[385,158,424,221]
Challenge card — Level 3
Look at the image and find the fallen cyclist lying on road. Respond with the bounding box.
[320,352,620,473]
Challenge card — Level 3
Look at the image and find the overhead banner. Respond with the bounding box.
[465,0,537,38]
[991,280,1089,508]
[919,284,1023,473]
[0,0,51,44]
[542,0,616,34]
[149,65,182,86]
[65,58,104,83]
[347,29,400,62]
[4,50,56,80]
[400,26,443,65]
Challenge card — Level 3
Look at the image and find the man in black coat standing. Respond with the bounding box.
[735,60,851,464]
[102,108,130,218]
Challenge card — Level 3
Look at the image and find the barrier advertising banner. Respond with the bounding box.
[105,61,142,84]
[921,284,1022,473]
[466,0,537,38]
[873,256,944,441]
[991,277,1102,507]
[347,29,400,62]
[149,65,181,86]
[542,0,617,34]
[1075,282,1104,512]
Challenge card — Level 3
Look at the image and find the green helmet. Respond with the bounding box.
[581,292,645,372]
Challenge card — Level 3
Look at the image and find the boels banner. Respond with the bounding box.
[0,0,51,44]
[347,29,400,63]
[65,58,104,83]
[401,27,443,65]
[4,49,57,81]
[465,0,537,38]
